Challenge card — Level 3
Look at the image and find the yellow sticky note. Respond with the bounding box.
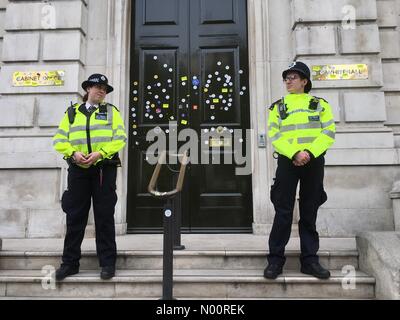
[222,88,228,93]
[213,99,220,103]
[163,104,169,109]
[181,120,188,125]
[181,76,188,81]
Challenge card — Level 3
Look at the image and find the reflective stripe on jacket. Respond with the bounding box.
[53,102,127,166]
[267,93,335,159]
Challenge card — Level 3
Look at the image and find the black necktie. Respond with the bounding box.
[88,105,96,114]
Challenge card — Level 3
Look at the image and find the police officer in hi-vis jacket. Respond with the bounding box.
[53,74,127,281]
[265,62,335,279]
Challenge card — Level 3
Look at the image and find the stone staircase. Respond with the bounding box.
[0,235,375,299]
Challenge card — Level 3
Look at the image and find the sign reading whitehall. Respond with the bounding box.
[312,64,368,81]
[12,71,65,87]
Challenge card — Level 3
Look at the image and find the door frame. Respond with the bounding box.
[107,0,275,235]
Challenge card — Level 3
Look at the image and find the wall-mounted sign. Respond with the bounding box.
[209,137,232,148]
[12,70,65,87]
[312,64,368,81]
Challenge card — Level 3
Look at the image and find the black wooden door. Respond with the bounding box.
[127,0,252,233]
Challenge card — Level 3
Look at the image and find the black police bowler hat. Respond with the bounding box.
[82,74,114,94]
[282,61,312,93]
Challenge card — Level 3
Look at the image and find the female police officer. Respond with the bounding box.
[264,62,335,279]
[53,74,127,280]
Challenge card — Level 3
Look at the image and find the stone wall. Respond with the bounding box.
[0,0,128,238]
[0,0,88,238]
[319,166,400,236]
[378,0,400,148]
[290,0,396,165]
[267,0,400,164]
[266,0,398,162]
[357,231,400,299]
[0,0,399,238]
[259,0,399,235]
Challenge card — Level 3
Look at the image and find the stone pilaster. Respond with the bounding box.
[0,0,8,65]
[390,181,400,231]
[378,0,400,149]
[247,0,277,234]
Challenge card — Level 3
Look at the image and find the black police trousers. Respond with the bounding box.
[61,164,118,268]
[267,154,327,266]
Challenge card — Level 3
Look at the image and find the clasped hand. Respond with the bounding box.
[293,151,310,166]
[73,152,103,166]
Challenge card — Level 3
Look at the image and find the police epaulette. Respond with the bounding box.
[66,102,80,124]
[312,96,328,104]
[269,98,282,110]
[104,103,119,112]
[64,103,79,113]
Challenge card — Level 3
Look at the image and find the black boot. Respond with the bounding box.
[55,265,79,281]
[100,266,115,280]
[263,263,283,279]
[301,262,330,279]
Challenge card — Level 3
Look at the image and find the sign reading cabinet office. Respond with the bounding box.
[12,70,65,87]
[312,64,368,81]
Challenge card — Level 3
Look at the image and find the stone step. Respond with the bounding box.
[0,269,375,299]
[0,250,359,271]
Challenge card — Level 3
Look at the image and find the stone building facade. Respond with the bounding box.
[0,0,399,238]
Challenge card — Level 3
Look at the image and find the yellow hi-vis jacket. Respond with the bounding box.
[53,102,127,167]
[267,93,336,159]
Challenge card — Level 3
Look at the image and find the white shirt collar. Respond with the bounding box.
[85,102,99,110]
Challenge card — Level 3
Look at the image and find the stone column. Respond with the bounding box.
[248,0,299,235]
[104,0,130,234]
[247,0,274,235]
[0,0,6,245]
[389,180,400,231]
[111,0,130,235]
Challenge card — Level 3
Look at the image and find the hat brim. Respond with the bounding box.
[82,81,114,94]
[282,68,312,93]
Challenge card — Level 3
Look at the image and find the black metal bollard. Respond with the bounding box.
[162,198,174,300]
[148,150,189,300]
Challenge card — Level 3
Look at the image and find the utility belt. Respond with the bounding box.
[98,153,122,167]
[66,154,120,187]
